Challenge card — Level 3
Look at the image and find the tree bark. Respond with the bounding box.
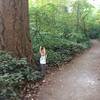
[0,0,33,63]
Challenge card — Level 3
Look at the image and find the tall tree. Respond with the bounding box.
[0,0,33,63]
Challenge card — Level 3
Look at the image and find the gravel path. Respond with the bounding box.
[37,40,100,100]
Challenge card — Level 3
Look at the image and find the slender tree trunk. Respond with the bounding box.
[0,0,33,63]
[76,0,80,32]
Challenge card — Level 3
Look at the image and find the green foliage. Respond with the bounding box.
[29,0,91,67]
[66,32,87,43]
[0,51,42,100]
[87,10,100,39]
[88,27,100,39]
[32,34,89,67]
[29,3,71,37]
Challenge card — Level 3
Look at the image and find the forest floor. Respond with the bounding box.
[37,40,100,100]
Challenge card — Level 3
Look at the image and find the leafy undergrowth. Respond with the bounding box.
[0,51,42,100]
[32,33,90,69]
[0,37,90,100]
[0,33,91,100]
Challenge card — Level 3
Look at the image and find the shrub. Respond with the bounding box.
[0,51,42,100]
[32,34,89,67]
[29,1,90,68]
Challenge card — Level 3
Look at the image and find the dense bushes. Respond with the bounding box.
[88,27,100,39]
[29,2,90,64]
[32,34,90,67]
[29,2,90,68]
[0,51,42,100]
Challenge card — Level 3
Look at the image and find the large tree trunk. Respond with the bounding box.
[0,0,33,63]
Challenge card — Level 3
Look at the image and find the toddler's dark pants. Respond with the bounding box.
[40,64,46,77]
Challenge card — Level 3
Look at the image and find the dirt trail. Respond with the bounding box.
[37,40,100,100]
